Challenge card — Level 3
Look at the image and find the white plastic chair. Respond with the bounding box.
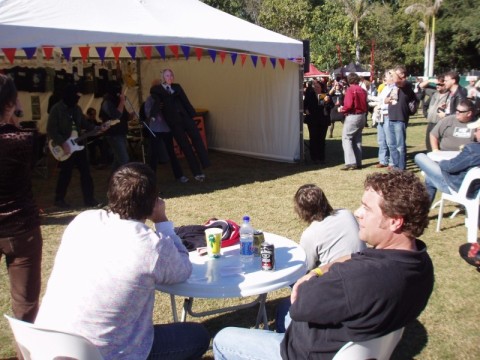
[332,327,404,360]
[434,167,480,243]
[4,314,104,360]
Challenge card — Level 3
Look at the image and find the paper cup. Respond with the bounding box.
[205,228,222,258]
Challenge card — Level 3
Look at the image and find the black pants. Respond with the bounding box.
[169,114,210,176]
[307,121,329,162]
[55,149,95,204]
[149,131,184,179]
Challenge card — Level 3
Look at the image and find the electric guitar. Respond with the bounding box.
[49,120,120,161]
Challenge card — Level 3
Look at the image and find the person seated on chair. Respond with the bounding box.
[415,117,480,205]
[213,171,434,360]
[35,163,210,360]
[429,99,476,152]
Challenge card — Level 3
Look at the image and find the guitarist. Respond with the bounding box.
[47,84,103,209]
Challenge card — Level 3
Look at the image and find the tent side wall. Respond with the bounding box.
[141,59,301,162]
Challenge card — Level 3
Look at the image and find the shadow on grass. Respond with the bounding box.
[391,319,428,360]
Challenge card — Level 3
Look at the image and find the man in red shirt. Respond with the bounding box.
[339,73,368,170]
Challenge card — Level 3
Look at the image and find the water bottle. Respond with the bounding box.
[239,215,254,263]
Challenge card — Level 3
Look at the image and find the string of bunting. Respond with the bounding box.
[1,44,301,70]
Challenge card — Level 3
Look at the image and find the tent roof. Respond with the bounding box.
[304,63,329,78]
[0,0,303,59]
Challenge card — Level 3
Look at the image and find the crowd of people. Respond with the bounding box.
[3,63,480,359]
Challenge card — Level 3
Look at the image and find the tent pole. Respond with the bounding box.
[299,64,304,163]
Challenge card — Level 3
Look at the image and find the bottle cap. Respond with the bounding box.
[243,215,250,222]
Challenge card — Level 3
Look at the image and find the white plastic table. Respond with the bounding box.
[427,150,460,162]
[156,232,307,329]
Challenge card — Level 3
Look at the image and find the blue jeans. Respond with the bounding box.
[414,153,451,203]
[106,135,129,172]
[213,327,284,360]
[148,322,210,360]
[388,120,406,170]
[377,117,392,166]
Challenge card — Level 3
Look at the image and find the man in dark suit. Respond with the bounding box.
[150,69,210,181]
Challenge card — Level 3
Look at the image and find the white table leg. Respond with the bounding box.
[169,294,179,322]
[255,293,268,330]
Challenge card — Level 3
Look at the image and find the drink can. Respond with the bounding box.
[260,243,275,271]
[253,230,265,257]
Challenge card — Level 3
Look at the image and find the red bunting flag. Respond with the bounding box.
[43,46,54,60]
[260,56,267,67]
[219,51,227,64]
[111,46,122,63]
[169,45,179,59]
[194,48,203,61]
[2,48,16,64]
[141,46,152,60]
[279,58,285,70]
[240,54,247,66]
[79,46,90,62]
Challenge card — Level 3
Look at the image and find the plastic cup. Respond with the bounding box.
[205,228,222,258]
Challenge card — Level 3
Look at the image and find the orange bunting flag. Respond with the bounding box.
[111,46,122,63]
[141,46,152,60]
[279,58,285,70]
[195,48,203,61]
[79,46,90,63]
[219,51,227,64]
[260,56,267,67]
[169,45,179,59]
[42,46,54,60]
[2,48,16,64]
[240,53,248,66]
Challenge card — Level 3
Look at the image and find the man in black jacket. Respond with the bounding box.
[213,171,434,360]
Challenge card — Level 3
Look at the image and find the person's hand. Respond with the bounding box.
[290,272,316,304]
[149,198,168,223]
[61,141,71,155]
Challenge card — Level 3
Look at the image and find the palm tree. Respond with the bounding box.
[337,0,371,65]
[405,0,443,77]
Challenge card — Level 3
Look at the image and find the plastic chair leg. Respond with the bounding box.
[436,199,445,232]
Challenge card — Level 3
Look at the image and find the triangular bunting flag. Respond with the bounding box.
[194,48,203,61]
[260,56,267,67]
[169,45,179,59]
[231,53,238,65]
[251,55,258,68]
[270,58,276,68]
[279,58,285,69]
[141,46,152,60]
[61,47,72,61]
[126,46,137,60]
[181,45,191,60]
[95,47,107,62]
[22,47,36,59]
[155,46,166,60]
[219,51,227,64]
[79,46,90,62]
[2,48,16,64]
[240,54,247,66]
[111,46,122,62]
[208,49,217,62]
[43,46,54,60]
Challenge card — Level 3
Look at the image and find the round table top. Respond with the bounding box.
[156,232,307,298]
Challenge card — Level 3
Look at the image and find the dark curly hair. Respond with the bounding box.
[294,184,336,223]
[364,171,430,238]
[107,163,157,220]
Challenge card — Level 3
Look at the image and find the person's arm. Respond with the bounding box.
[430,133,440,151]
[176,84,196,118]
[439,145,476,174]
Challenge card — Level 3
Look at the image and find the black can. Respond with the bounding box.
[261,243,275,271]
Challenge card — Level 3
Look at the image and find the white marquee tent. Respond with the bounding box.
[0,0,304,162]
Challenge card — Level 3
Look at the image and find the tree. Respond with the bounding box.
[257,0,311,39]
[405,0,443,77]
[335,0,371,64]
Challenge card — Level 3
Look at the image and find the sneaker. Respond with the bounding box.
[178,176,189,183]
[374,163,388,168]
[54,199,71,208]
[340,165,359,171]
[194,174,206,182]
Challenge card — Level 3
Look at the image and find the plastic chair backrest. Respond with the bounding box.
[4,314,104,360]
[332,327,404,360]
[454,166,480,199]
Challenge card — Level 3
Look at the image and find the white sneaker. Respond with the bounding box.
[178,176,189,183]
[194,174,206,182]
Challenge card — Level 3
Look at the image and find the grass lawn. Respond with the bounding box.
[1,114,479,359]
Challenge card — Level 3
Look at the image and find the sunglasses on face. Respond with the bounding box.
[436,83,445,87]
[456,109,469,113]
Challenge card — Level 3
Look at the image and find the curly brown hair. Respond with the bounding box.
[364,171,430,238]
[294,184,335,223]
[107,163,157,220]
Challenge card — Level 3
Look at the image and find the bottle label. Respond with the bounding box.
[240,240,253,256]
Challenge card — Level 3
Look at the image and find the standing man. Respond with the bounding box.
[213,171,434,360]
[374,69,395,168]
[429,99,475,152]
[47,84,101,208]
[150,69,210,182]
[385,65,417,170]
[339,73,367,170]
[442,70,467,117]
